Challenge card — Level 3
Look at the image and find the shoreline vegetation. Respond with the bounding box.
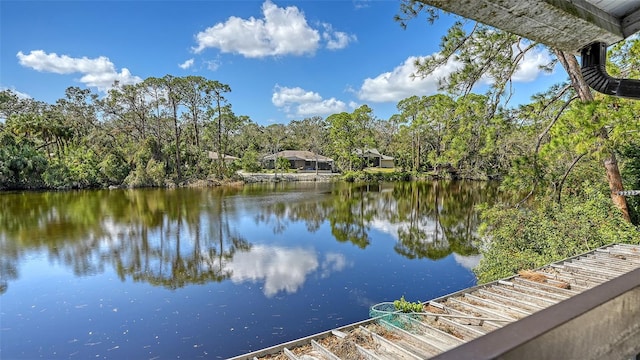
[0,168,493,191]
[193,168,495,186]
[182,170,495,187]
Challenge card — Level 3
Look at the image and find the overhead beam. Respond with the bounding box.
[623,7,640,37]
[416,0,628,53]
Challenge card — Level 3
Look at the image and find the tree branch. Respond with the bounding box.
[518,94,578,207]
[556,152,587,204]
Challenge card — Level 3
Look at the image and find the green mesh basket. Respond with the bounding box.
[369,301,396,318]
[369,301,417,331]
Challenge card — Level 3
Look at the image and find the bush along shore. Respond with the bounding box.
[238,169,489,184]
[238,171,340,183]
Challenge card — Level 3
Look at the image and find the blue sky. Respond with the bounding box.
[1,0,565,125]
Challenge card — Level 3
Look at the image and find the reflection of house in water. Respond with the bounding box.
[262,150,334,171]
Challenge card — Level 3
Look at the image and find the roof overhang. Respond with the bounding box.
[417,0,640,99]
[416,0,640,53]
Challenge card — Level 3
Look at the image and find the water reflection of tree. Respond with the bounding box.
[252,181,499,260]
[0,188,251,291]
[253,182,330,234]
[326,184,377,248]
[392,181,498,259]
[0,182,500,292]
[255,183,377,248]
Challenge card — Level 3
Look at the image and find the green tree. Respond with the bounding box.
[275,156,290,172]
[262,123,287,161]
[397,95,426,172]
[352,104,376,160]
[99,82,153,144]
[206,81,232,177]
[55,86,98,141]
[163,75,184,181]
[233,120,264,154]
[240,150,261,172]
[0,130,47,189]
[327,106,375,172]
[372,114,401,159]
[179,76,213,151]
[327,112,356,171]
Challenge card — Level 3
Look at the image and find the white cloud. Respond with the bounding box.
[272,85,322,107]
[194,0,319,57]
[322,23,357,50]
[353,0,371,9]
[205,58,221,71]
[358,41,552,103]
[16,50,141,92]
[357,54,462,103]
[511,46,553,82]
[297,98,348,116]
[272,85,348,117]
[368,218,403,240]
[193,1,355,58]
[369,217,445,244]
[225,245,319,297]
[179,58,194,70]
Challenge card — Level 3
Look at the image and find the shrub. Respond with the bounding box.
[0,132,47,189]
[393,296,423,313]
[474,183,640,283]
[98,153,130,186]
[341,170,412,182]
[123,159,166,188]
[275,157,290,172]
[43,146,101,189]
[145,159,166,186]
[240,150,261,172]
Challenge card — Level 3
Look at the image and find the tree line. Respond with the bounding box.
[0,79,524,190]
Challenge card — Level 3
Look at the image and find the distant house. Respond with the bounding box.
[262,150,334,171]
[355,148,394,168]
[208,151,239,164]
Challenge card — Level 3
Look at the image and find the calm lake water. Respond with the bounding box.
[0,181,498,359]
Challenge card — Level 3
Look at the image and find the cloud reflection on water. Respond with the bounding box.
[225,245,347,297]
[320,252,348,278]
[453,253,482,270]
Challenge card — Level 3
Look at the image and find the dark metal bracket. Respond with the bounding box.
[581,42,640,99]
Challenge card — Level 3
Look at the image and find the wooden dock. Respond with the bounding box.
[229,243,640,360]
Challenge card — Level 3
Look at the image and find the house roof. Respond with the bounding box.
[262,150,333,162]
[208,151,239,160]
[354,148,394,160]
